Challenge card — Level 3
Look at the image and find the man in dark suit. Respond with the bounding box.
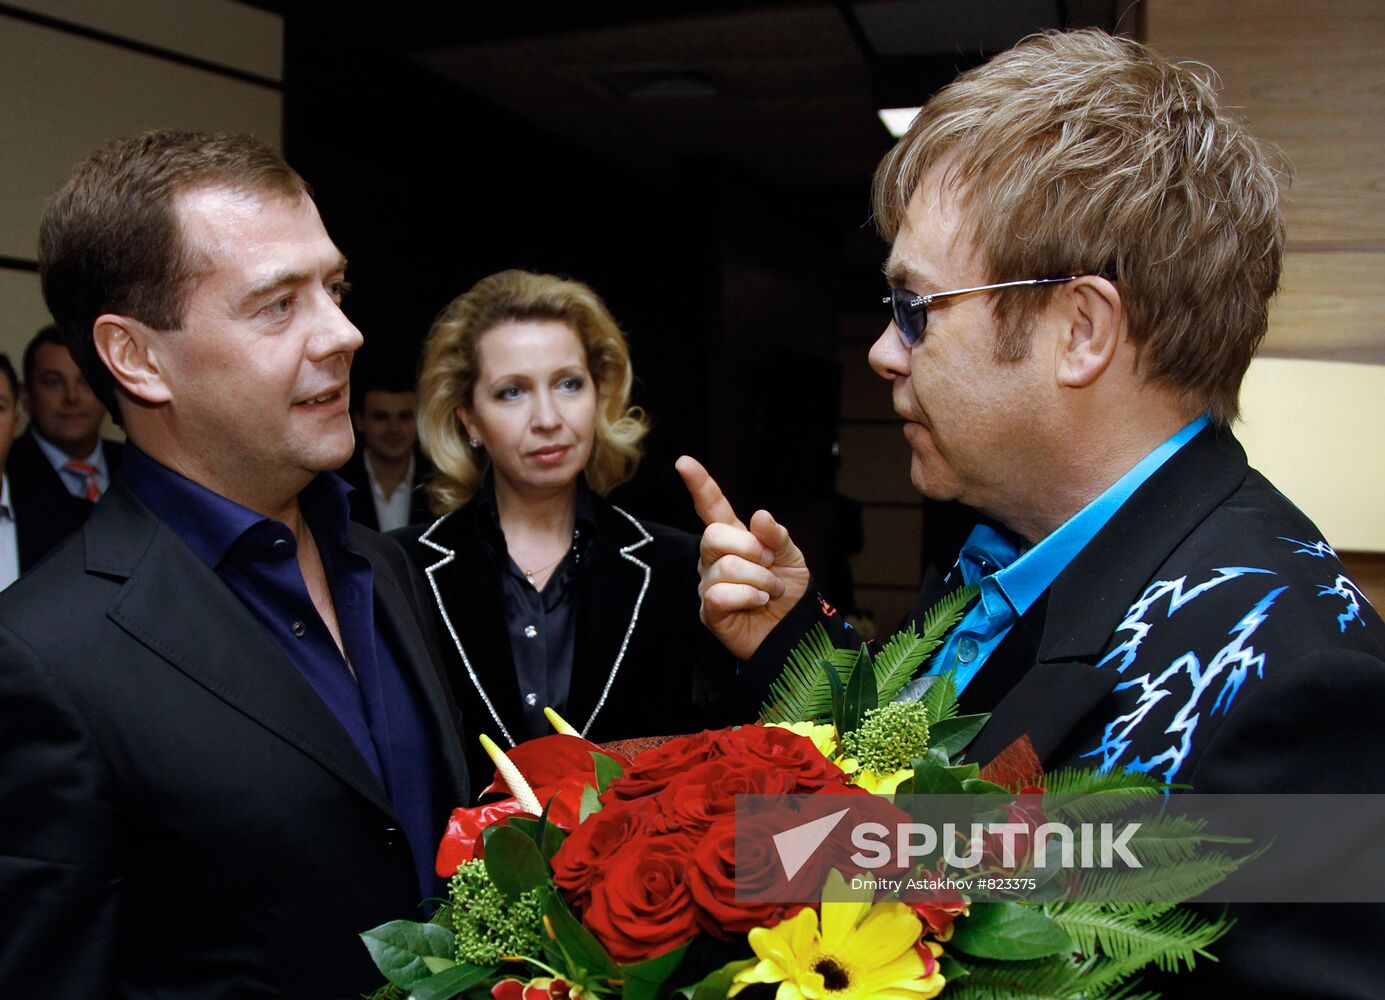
[338,367,433,532]
[678,30,1385,996]
[0,131,469,998]
[6,325,123,565]
[0,352,88,580]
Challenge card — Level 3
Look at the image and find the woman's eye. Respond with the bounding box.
[559,376,585,392]
[496,385,522,401]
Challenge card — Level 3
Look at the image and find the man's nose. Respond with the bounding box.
[312,297,364,360]
[868,323,909,380]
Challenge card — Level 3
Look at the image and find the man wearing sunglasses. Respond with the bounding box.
[680,28,1384,995]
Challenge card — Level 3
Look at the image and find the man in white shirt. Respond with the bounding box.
[11,326,122,504]
[340,369,432,532]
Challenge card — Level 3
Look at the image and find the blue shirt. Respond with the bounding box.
[121,445,440,898]
[932,416,1211,693]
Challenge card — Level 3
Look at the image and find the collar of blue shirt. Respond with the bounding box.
[932,414,1211,693]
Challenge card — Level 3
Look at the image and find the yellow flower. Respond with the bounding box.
[835,757,914,795]
[764,721,839,760]
[732,870,946,1000]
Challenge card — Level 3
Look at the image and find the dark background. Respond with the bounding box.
[275,1,1137,608]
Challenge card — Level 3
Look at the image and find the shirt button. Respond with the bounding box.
[524,625,538,639]
[291,621,306,638]
[525,692,538,707]
[272,538,292,555]
[957,637,979,664]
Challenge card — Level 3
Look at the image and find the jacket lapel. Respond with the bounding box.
[567,503,652,737]
[90,485,398,818]
[351,524,470,804]
[967,426,1252,769]
[417,510,528,747]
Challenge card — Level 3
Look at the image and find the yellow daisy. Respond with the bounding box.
[764,721,840,761]
[732,870,946,1000]
[835,757,914,796]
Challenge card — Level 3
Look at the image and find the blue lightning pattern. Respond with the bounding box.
[1081,567,1285,784]
[1318,575,1368,633]
[1095,567,1276,674]
[1280,536,1337,559]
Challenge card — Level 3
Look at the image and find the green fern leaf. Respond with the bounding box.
[1046,902,1232,976]
[758,623,857,724]
[920,669,960,725]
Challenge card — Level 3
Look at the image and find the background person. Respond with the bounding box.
[396,269,759,787]
[13,324,122,502]
[679,30,1385,995]
[4,326,122,564]
[339,365,433,531]
[0,130,469,998]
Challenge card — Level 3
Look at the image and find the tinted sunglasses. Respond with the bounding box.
[883,275,1083,349]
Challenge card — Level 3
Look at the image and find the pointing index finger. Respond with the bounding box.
[675,455,745,530]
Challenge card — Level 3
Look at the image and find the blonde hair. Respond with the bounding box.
[417,270,649,513]
[872,29,1285,425]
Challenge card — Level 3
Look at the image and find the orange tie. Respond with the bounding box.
[63,459,102,502]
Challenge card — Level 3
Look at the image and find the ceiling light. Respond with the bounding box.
[877,107,921,137]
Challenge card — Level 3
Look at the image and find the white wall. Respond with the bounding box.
[0,0,283,366]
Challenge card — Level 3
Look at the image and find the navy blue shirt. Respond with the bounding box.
[121,444,440,899]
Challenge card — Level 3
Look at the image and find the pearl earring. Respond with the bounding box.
[469,437,482,449]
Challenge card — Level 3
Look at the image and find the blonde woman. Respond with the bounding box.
[397,270,749,788]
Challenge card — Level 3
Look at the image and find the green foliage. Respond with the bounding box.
[591,752,624,793]
[947,902,1072,961]
[759,623,857,723]
[1046,902,1233,977]
[448,859,545,965]
[758,583,977,725]
[839,645,878,735]
[919,670,960,726]
[619,944,690,1000]
[483,826,550,899]
[927,713,989,761]
[359,920,457,988]
[1058,845,1254,904]
[542,889,618,981]
[839,700,931,773]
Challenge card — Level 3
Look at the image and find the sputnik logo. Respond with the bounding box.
[771,807,850,881]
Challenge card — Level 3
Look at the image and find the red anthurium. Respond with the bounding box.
[480,734,631,798]
[435,734,633,877]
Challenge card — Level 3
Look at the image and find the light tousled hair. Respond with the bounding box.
[418,269,649,513]
[872,29,1285,425]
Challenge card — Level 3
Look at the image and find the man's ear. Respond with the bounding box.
[92,314,172,404]
[1054,276,1123,389]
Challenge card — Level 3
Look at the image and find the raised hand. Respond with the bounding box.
[675,455,811,660]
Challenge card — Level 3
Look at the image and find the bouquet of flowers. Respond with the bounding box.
[364,591,1248,1000]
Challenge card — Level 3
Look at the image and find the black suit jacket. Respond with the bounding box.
[395,494,764,789]
[7,430,123,570]
[0,482,469,999]
[753,425,1385,996]
[337,449,433,532]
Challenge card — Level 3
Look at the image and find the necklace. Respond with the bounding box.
[522,550,567,584]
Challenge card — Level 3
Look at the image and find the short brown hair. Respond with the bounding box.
[872,29,1285,424]
[418,270,649,513]
[38,130,310,417]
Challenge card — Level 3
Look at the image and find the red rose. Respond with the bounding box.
[652,756,796,834]
[602,730,722,801]
[712,726,850,793]
[551,798,657,910]
[581,833,701,964]
[687,816,800,937]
